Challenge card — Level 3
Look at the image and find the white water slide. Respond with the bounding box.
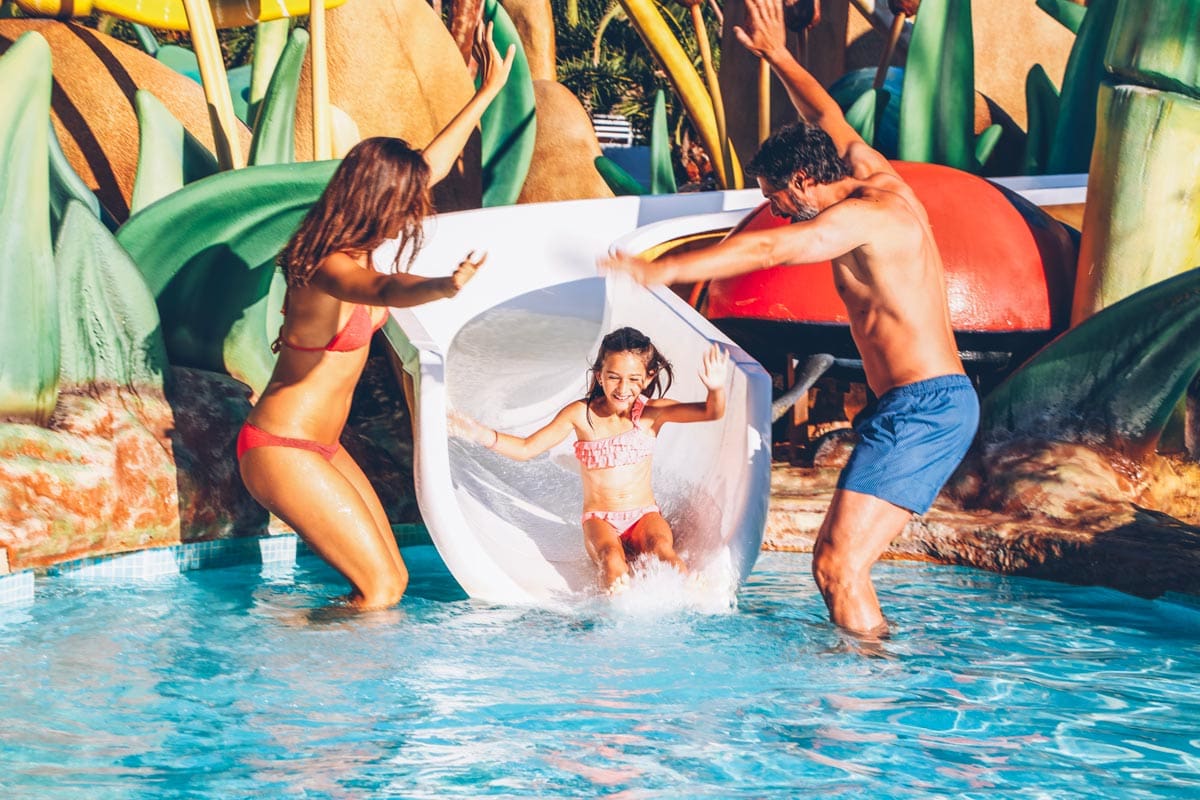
[374,190,775,605]
[375,175,1087,605]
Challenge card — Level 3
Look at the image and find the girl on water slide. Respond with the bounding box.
[449,327,731,594]
[238,25,515,610]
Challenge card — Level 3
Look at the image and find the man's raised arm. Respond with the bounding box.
[734,0,869,161]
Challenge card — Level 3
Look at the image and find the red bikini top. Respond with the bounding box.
[272,300,387,353]
[574,395,656,470]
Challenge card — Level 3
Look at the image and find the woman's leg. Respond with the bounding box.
[582,518,630,589]
[622,513,687,573]
[328,447,407,581]
[240,447,408,609]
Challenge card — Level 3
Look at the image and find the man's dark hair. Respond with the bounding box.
[745,121,851,189]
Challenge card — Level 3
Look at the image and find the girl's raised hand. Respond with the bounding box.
[698,343,731,391]
[449,250,487,294]
[474,22,516,95]
[447,408,495,446]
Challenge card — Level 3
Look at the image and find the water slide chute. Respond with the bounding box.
[377,192,773,605]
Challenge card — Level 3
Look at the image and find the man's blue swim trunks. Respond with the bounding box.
[836,374,979,515]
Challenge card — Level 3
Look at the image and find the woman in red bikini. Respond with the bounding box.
[449,327,731,593]
[239,26,514,609]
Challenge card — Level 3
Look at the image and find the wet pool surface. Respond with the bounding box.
[1,548,1198,798]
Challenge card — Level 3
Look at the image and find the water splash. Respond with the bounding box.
[597,555,738,617]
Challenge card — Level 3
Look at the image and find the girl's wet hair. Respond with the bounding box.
[584,327,674,426]
[277,136,433,286]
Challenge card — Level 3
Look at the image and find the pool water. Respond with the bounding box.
[2,548,1198,798]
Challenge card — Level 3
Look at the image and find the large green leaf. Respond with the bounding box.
[981,267,1200,459]
[246,19,291,128]
[1046,0,1119,173]
[248,27,309,166]
[481,0,536,207]
[0,32,59,423]
[131,90,220,214]
[1022,64,1060,175]
[48,119,100,236]
[117,161,337,394]
[897,0,976,171]
[55,201,168,389]
[649,89,676,195]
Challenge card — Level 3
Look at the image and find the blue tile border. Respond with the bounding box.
[0,570,34,606]
[0,523,430,606]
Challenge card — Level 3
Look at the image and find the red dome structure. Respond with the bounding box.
[701,161,1078,389]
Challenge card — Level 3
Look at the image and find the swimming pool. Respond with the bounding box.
[2,548,1198,798]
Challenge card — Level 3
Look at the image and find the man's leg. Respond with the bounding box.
[811,488,913,635]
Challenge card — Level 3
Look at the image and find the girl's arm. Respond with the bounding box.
[311,250,486,307]
[650,344,730,427]
[421,23,516,185]
[448,403,578,461]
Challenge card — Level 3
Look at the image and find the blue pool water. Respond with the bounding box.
[1,548,1198,798]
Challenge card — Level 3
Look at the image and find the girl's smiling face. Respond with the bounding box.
[596,351,652,411]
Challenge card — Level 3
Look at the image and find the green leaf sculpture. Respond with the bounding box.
[1021,64,1061,175]
[649,89,677,195]
[117,161,337,395]
[481,0,536,207]
[48,119,101,235]
[1045,0,1119,174]
[0,32,59,423]
[246,19,291,128]
[248,26,309,166]
[595,155,647,196]
[981,266,1200,459]
[897,0,976,171]
[845,88,890,149]
[131,89,220,214]
[54,201,168,389]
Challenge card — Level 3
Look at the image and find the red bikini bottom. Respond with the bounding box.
[236,422,340,461]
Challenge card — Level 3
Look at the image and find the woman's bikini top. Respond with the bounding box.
[574,395,656,470]
[272,300,387,353]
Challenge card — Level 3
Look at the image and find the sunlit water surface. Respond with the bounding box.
[1,548,1198,799]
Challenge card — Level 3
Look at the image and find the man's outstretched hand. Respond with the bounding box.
[597,249,661,287]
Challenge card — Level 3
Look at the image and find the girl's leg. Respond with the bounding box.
[240,447,408,609]
[582,518,630,589]
[623,513,687,574]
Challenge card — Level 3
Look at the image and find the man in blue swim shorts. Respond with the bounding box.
[600,0,980,636]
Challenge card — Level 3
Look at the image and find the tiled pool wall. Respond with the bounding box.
[0,524,430,606]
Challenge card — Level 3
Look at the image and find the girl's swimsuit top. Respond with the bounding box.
[574,395,656,470]
[272,300,387,353]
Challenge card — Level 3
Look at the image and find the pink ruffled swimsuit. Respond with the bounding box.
[575,395,659,539]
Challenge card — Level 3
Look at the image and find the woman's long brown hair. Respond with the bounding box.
[277,137,433,286]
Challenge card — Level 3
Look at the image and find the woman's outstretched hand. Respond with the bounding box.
[698,343,731,391]
[447,250,487,296]
[475,22,516,96]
